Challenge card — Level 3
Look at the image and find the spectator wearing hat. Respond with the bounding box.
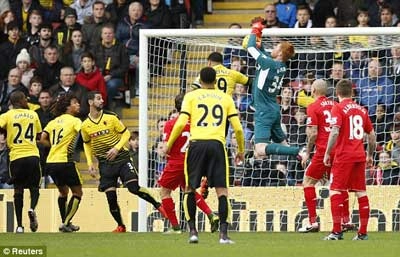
[16,48,35,88]
[70,0,95,25]
[54,7,81,46]
[29,23,55,66]
[0,21,29,80]
[0,1,10,16]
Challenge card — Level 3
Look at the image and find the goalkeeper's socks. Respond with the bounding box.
[357,196,370,235]
[195,192,212,216]
[341,191,350,224]
[330,193,344,233]
[304,187,317,224]
[162,198,179,227]
[58,196,68,223]
[265,143,299,156]
[183,192,197,230]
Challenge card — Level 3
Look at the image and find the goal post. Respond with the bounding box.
[138,27,400,232]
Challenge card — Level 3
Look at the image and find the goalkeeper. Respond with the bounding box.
[244,17,300,159]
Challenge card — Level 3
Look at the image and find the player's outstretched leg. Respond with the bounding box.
[126,181,167,218]
[265,143,300,156]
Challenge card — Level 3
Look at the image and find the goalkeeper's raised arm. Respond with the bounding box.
[245,16,299,160]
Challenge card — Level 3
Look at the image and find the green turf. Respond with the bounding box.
[0,232,398,257]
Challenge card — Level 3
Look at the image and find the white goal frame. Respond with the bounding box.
[137,27,400,232]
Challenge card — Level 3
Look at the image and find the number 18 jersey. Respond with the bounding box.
[0,109,41,161]
[330,98,373,162]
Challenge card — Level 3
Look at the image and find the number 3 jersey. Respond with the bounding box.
[163,117,190,168]
[43,114,81,163]
[306,96,336,157]
[330,98,373,162]
[0,109,42,161]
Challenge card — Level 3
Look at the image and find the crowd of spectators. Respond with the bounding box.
[1,0,400,189]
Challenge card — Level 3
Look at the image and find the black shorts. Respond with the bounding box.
[98,160,138,192]
[9,156,41,188]
[47,162,82,187]
[185,140,228,189]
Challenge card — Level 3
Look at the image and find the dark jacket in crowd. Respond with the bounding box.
[92,41,129,79]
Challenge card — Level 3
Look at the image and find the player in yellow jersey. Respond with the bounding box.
[0,91,42,233]
[81,91,166,233]
[166,67,245,244]
[192,52,250,96]
[39,94,82,233]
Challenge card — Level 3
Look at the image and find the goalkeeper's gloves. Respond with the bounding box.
[251,17,265,38]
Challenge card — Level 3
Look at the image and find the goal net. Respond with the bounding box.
[138,27,400,232]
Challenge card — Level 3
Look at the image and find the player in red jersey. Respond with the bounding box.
[158,93,219,233]
[323,79,375,240]
[299,80,354,233]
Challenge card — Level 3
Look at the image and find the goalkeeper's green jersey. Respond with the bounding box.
[247,34,287,112]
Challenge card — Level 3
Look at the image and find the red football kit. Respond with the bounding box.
[305,96,336,180]
[329,98,373,191]
[157,117,190,190]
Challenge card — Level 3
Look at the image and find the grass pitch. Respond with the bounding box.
[0,232,398,257]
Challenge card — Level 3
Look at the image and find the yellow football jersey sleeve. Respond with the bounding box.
[44,114,82,163]
[0,109,41,161]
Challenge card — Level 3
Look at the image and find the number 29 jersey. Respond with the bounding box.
[181,88,239,146]
[0,109,41,161]
[330,98,373,162]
